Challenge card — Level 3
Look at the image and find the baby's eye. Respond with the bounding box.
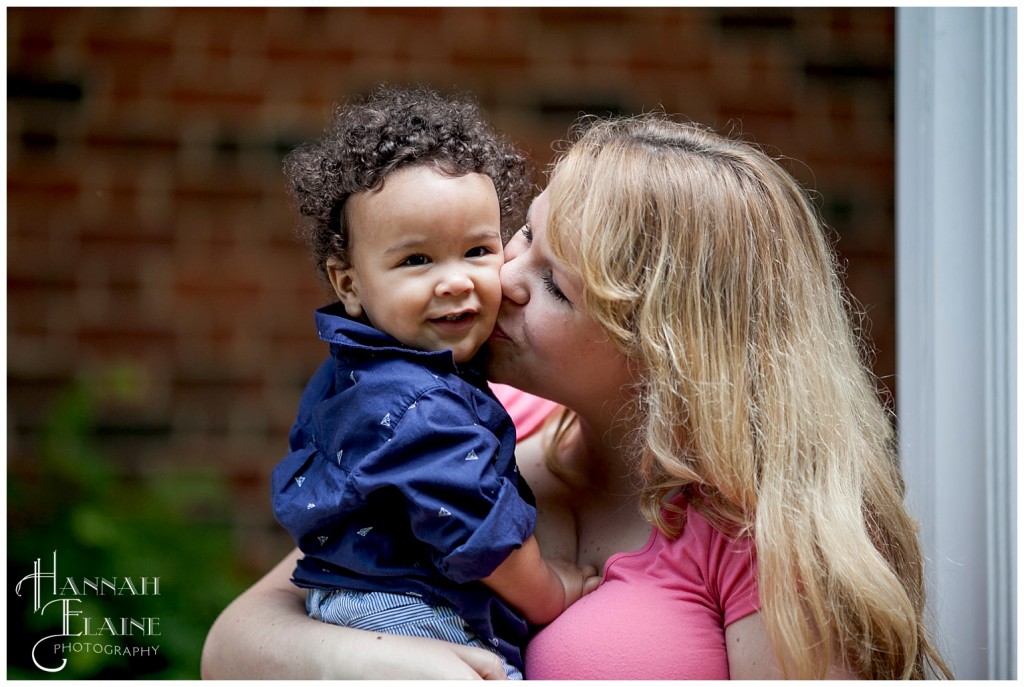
[400,254,430,267]
[465,246,494,258]
[521,225,533,242]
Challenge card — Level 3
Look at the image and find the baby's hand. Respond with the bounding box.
[546,559,602,609]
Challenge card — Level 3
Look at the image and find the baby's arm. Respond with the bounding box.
[481,534,600,626]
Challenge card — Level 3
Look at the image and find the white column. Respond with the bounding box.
[895,7,1016,680]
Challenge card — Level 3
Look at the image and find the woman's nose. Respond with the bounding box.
[499,252,529,304]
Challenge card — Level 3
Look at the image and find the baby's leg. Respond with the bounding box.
[306,588,522,679]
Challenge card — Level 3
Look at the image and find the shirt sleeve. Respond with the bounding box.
[352,385,537,584]
[706,518,761,627]
[288,357,336,451]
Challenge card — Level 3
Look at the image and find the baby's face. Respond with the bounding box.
[331,165,504,364]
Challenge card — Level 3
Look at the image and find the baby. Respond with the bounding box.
[271,85,595,679]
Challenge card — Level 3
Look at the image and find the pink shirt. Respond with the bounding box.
[525,497,760,680]
[494,386,760,679]
[489,383,561,440]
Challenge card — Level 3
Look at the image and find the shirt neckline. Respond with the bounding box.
[598,489,690,579]
[600,525,659,579]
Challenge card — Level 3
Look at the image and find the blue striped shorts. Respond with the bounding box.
[306,587,522,680]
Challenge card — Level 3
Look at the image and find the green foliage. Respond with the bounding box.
[8,377,250,679]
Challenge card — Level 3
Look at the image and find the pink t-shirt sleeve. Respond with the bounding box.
[488,383,561,440]
[699,508,760,628]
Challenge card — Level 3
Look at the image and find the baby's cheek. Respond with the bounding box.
[481,273,504,309]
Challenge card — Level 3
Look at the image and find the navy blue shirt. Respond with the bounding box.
[271,304,537,670]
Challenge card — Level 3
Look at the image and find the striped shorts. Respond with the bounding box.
[306,587,522,680]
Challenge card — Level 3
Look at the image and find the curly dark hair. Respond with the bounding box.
[284,84,534,279]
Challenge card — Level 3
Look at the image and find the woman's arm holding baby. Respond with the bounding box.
[201,548,507,680]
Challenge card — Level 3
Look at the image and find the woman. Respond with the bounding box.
[203,114,951,679]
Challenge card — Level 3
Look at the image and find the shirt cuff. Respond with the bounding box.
[436,478,537,583]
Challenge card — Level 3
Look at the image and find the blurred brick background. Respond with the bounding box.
[7,7,896,578]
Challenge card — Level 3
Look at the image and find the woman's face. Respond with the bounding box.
[487,189,634,417]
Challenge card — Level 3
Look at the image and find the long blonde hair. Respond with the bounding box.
[545,114,951,679]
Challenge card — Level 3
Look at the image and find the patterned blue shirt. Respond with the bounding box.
[271,304,537,670]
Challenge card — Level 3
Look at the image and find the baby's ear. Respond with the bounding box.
[326,259,363,318]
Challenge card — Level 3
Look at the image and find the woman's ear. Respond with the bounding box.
[326,259,363,318]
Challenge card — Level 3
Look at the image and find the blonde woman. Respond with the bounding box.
[203,113,951,679]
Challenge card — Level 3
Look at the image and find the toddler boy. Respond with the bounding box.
[271,85,594,679]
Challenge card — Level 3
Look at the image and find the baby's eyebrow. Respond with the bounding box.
[383,237,429,258]
[382,229,500,258]
[465,228,502,244]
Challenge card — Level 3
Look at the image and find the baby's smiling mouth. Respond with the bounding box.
[432,310,475,323]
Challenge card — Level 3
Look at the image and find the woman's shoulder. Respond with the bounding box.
[514,424,571,501]
[660,495,759,612]
[671,496,756,550]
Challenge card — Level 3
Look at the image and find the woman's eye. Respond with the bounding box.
[465,246,493,258]
[400,254,430,267]
[521,225,533,242]
[543,274,569,303]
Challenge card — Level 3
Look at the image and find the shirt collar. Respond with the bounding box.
[313,303,488,378]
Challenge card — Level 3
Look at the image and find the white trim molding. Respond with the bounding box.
[896,7,1016,680]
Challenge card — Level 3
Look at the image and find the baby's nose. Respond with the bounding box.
[435,269,474,297]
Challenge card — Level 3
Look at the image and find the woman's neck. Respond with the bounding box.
[559,410,653,569]
[565,405,642,501]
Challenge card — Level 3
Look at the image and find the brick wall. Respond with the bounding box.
[7,7,896,575]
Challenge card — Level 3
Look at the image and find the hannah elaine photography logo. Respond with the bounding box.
[14,551,162,673]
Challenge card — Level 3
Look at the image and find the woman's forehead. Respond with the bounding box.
[527,190,550,223]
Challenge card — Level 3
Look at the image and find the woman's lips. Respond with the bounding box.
[488,324,511,344]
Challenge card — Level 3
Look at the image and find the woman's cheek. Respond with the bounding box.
[525,306,570,363]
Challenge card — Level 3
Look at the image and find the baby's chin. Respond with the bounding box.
[447,331,496,365]
[450,342,486,365]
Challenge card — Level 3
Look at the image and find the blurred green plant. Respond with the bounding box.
[8,373,250,679]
